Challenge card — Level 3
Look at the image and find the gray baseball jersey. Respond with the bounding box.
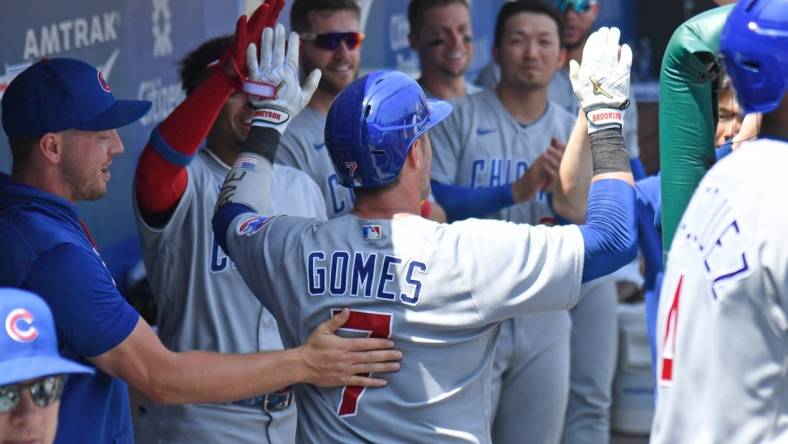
[651,140,788,443]
[474,64,640,159]
[277,106,355,219]
[429,89,575,444]
[133,149,325,443]
[223,212,584,443]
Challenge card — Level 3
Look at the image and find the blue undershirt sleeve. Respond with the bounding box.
[212,202,257,255]
[578,179,638,282]
[431,180,515,222]
[25,243,139,358]
[630,157,647,181]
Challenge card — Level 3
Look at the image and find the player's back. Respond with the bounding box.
[227,212,584,443]
[652,139,788,443]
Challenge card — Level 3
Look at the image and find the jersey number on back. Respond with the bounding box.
[331,309,393,417]
[659,275,683,386]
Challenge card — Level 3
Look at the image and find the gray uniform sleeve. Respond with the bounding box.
[440,219,585,323]
[429,102,466,184]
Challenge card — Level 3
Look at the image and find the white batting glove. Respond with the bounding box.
[569,27,632,134]
[242,24,321,134]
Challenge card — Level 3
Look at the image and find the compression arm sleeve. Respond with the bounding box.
[134,68,236,217]
[577,127,638,282]
[212,127,281,254]
[430,180,515,222]
[579,179,637,282]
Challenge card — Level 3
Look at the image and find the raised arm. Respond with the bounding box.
[551,110,592,224]
[570,27,638,282]
[134,0,283,223]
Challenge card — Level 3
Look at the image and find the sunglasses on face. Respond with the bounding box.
[300,32,365,51]
[556,0,593,13]
[0,375,66,414]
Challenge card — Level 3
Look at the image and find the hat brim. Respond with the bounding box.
[423,99,452,133]
[0,356,93,386]
[75,99,152,132]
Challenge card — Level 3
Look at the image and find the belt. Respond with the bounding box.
[231,387,293,413]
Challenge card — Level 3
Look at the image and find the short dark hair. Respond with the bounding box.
[7,137,37,171]
[178,36,232,96]
[494,0,564,48]
[290,0,361,34]
[407,0,469,35]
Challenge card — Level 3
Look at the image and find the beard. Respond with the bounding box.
[61,151,107,201]
[303,58,358,96]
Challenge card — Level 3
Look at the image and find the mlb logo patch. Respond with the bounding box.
[362,224,382,240]
[234,156,258,170]
[237,216,270,236]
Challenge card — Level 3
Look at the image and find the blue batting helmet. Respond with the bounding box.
[720,0,788,114]
[325,70,452,188]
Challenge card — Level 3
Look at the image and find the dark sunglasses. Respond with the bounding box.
[0,375,66,413]
[300,32,365,51]
[555,0,593,13]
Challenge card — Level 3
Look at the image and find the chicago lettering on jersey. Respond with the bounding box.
[308,251,426,305]
[470,158,529,188]
[327,173,354,216]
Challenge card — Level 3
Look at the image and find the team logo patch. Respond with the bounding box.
[5,308,38,343]
[97,71,111,92]
[362,224,382,240]
[234,155,258,170]
[237,216,270,237]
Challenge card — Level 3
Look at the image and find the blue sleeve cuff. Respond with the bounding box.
[430,180,515,222]
[715,140,733,161]
[579,179,638,282]
[150,126,195,167]
[211,203,256,255]
[630,157,646,181]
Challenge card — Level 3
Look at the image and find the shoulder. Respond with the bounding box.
[272,164,321,193]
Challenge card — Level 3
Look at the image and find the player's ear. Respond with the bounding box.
[408,29,418,50]
[38,132,64,165]
[589,3,600,21]
[492,45,500,66]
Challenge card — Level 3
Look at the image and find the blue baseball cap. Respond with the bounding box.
[1,58,152,138]
[0,288,93,386]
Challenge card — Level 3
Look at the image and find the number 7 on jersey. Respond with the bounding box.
[331,308,393,417]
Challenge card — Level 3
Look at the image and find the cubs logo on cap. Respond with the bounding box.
[97,70,112,93]
[0,288,93,386]
[1,58,151,138]
[4,308,38,343]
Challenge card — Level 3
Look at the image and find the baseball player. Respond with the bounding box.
[427,2,594,442]
[132,2,401,442]
[1,288,93,444]
[407,0,482,99]
[652,1,788,441]
[275,0,361,219]
[211,23,636,442]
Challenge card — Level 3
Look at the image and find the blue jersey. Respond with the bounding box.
[0,174,139,444]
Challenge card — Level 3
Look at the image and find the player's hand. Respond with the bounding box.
[511,140,564,202]
[221,0,285,82]
[297,308,402,388]
[569,27,632,133]
[244,24,321,134]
